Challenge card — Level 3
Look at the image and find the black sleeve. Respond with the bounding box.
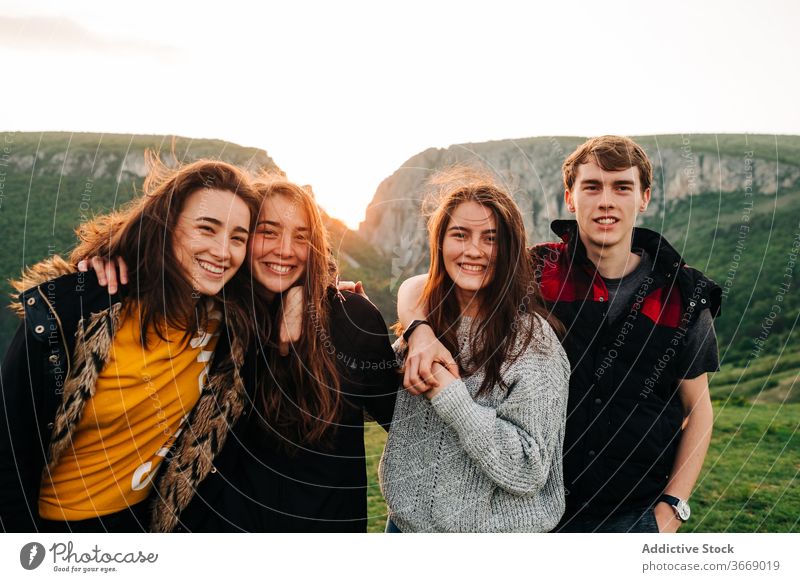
[677,308,720,380]
[0,323,46,532]
[331,293,399,430]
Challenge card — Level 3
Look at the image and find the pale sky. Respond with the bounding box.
[2,0,799,228]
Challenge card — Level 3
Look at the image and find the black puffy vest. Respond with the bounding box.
[532,220,721,516]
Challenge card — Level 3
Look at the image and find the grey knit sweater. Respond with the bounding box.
[379,314,570,532]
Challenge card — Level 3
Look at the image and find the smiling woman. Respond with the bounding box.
[249,188,312,299]
[171,188,252,297]
[172,175,399,533]
[0,153,262,533]
[380,167,571,532]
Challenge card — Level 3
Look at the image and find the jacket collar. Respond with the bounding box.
[550,219,687,276]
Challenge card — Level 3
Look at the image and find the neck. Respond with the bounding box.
[455,288,481,318]
[579,232,641,279]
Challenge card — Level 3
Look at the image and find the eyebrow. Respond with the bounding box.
[581,178,635,187]
[197,216,249,234]
[447,225,496,234]
[256,220,310,232]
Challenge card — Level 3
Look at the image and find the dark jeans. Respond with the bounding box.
[555,506,659,533]
[39,500,151,533]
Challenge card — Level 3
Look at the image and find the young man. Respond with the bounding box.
[398,135,720,532]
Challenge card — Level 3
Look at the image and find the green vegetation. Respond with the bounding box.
[641,185,800,376]
[687,403,799,533]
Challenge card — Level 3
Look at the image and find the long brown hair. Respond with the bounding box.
[418,166,563,397]
[71,151,261,346]
[250,176,342,450]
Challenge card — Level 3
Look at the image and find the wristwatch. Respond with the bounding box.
[402,319,432,344]
[658,494,691,521]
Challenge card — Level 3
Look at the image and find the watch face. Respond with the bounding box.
[677,500,691,521]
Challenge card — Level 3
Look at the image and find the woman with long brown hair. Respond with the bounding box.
[379,167,570,532]
[173,175,398,532]
[0,154,260,532]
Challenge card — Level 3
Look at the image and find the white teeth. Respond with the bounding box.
[267,263,293,274]
[460,264,485,272]
[197,260,224,274]
[596,218,617,225]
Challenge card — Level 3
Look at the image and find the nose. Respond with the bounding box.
[209,232,233,263]
[599,185,616,208]
[464,236,484,258]
[277,233,295,258]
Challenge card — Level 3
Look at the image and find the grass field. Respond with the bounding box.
[362,401,799,533]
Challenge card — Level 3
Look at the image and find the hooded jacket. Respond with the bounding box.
[0,257,248,532]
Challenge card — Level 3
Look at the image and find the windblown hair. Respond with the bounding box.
[562,135,653,192]
[70,151,261,347]
[250,176,342,451]
[417,166,563,397]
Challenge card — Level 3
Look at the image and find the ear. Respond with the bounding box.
[639,188,651,213]
[565,189,576,214]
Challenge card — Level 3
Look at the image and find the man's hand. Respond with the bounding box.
[77,256,129,294]
[403,325,459,396]
[654,502,681,533]
[279,286,304,356]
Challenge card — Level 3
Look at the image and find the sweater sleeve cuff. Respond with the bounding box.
[430,379,484,431]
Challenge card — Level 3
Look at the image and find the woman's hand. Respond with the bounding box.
[403,325,459,396]
[336,280,369,301]
[77,256,129,294]
[420,362,458,400]
[279,286,304,356]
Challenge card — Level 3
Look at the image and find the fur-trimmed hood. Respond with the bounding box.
[8,255,76,317]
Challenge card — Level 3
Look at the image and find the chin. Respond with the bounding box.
[194,283,223,297]
[255,275,295,296]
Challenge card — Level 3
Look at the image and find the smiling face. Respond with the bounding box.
[171,187,251,297]
[441,201,497,314]
[249,194,310,298]
[565,160,651,258]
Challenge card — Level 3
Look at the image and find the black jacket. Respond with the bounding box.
[0,257,250,532]
[532,220,721,517]
[175,290,399,532]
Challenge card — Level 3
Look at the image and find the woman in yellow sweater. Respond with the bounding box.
[0,154,261,532]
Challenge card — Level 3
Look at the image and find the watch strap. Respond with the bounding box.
[658,494,681,506]
[657,494,690,521]
[402,319,431,344]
